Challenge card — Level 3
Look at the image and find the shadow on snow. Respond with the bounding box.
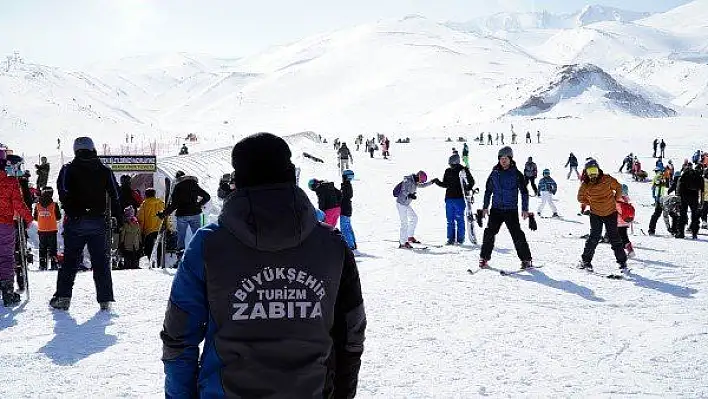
[627,271,698,299]
[38,310,118,365]
[0,301,28,330]
[507,268,605,302]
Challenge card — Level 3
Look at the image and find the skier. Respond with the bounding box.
[161,133,365,398]
[676,163,704,239]
[565,152,580,179]
[119,206,142,269]
[432,154,474,245]
[537,130,541,143]
[576,159,628,273]
[487,133,493,145]
[136,188,165,261]
[495,133,499,145]
[525,131,531,144]
[479,132,484,145]
[462,143,470,168]
[383,137,391,159]
[0,149,33,307]
[660,139,666,158]
[479,146,533,269]
[395,170,433,248]
[537,169,558,218]
[616,184,635,258]
[308,178,342,227]
[34,186,61,270]
[159,171,211,252]
[338,142,354,172]
[179,144,189,155]
[511,131,517,144]
[651,167,667,204]
[119,174,142,212]
[522,157,539,196]
[340,169,357,251]
[500,133,505,145]
[618,153,633,173]
[50,137,122,311]
[653,138,659,158]
[35,156,50,190]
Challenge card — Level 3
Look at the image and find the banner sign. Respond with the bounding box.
[98,155,157,172]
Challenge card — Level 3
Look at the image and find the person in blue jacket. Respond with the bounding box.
[479,146,533,269]
[161,133,366,398]
[536,168,558,217]
[432,153,474,245]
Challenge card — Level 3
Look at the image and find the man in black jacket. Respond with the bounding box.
[161,132,366,398]
[160,171,211,250]
[433,154,474,245]
[50,137,122,311]
[676,164,704,239]
[35,156,50,189]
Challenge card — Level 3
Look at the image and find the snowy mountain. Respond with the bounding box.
[447,5,651,34]
[507,64,677,118]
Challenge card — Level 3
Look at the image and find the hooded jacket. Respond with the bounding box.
[161,184,366,398]
[433,164,474,199]
[163,175,211,217]
[577,170,623,217]
[565,154,578,168]
[523,160,538,178]
[35,162,50,188]
[137,196,165,235]
[483,162,529,212]
[314,181,341,211]
[396,175,434,206]
[0,170,33,226]
[56,151,122,222]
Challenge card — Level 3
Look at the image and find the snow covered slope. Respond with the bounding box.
[508,64,677,118]
[2,117,708,397]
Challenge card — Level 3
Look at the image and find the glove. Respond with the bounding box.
[476,209,485,228]
[582,210,591,216]
[528,214,537,231]
[432,178,440,184]
[407,193,417,200]
[156,211,165,219]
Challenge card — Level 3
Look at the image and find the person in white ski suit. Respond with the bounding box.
[536,169,558,217]
[396,171,433,247]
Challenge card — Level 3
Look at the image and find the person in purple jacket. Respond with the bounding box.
[479,146,533,269]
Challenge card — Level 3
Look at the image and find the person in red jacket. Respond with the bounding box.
[0,149,33,306]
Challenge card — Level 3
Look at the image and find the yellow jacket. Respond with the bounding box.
[137,197,166,235]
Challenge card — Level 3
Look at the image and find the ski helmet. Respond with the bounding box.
[41,186,54,197]
[542,168,550,176]
[498,146,513,159]
[621,184,629,196]
[416,170,428,184]
[343,169,355,181]
[308,178,319,191]
[448,154,460,165]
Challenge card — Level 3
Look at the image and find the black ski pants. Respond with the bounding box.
[143,232,158,259]
[480,209,532,262]
[524,176,538,195]
[618,226,630,246]
[702,202,708,223]
[679,194,700,235]
[582,212,627,264]
[39,231,58,269]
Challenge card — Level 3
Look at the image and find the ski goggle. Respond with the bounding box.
[586,166,599,176]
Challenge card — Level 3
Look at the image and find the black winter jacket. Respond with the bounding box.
[56,151,122,222]
[35,162,50,189]
[315,182,342,211]
[434,164,474,199]
[164,176,211,217]
[341,179,353,217]
[160,184,366,398]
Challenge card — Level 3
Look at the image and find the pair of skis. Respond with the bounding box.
[459,170,478,245]
[467,265,543,276]
[150,177,172,269]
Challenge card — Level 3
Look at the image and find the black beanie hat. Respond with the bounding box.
[231,132,296,188]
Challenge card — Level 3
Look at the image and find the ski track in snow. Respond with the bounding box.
[2,126,708,398]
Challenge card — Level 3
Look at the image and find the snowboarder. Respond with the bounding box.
[338,142,354,172]
[50,137,122,311]
[564,152,580,179]
[136,188,165,261]
[479,146,533,269]
[159,171,211,251]
[462,143,470,168]
[576,159,628,273]
[34,186,61,270]
[523,157,539,196]
[340,170,357,251]
[0,149,32,307]
[119,206,142,269]
[35,156,50,190]
[653,138,659,158]
[395,170,434,248]
[536,169,558,217]
[161,132,365,399]
[616,184,635,258]
[308,178,342,227]
[432,154,474,245]
[660,139,666,158]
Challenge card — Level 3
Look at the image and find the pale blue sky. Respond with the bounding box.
[0,0,691,69]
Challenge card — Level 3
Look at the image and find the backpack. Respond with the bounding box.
[619,202,636,223]
[392,181,403,197]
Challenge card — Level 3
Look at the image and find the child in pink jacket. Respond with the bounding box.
[617,184,635,258]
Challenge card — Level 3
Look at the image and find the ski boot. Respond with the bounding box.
[578,260,593,273]
[49,296,71,311]
[625,243,635,258]
[39,257,48,271]
[618,262,630,276]
[479,258,489,269]
[407,237,421,244]
[445,240,455,246]
[50,257,58,271]
[1,280,20,307]
[552,213,560,218]
[521,260,533,270]
[15,267,25,293]
[398,242,413,249]
[99,302,112,311]
[647,230,655,236]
